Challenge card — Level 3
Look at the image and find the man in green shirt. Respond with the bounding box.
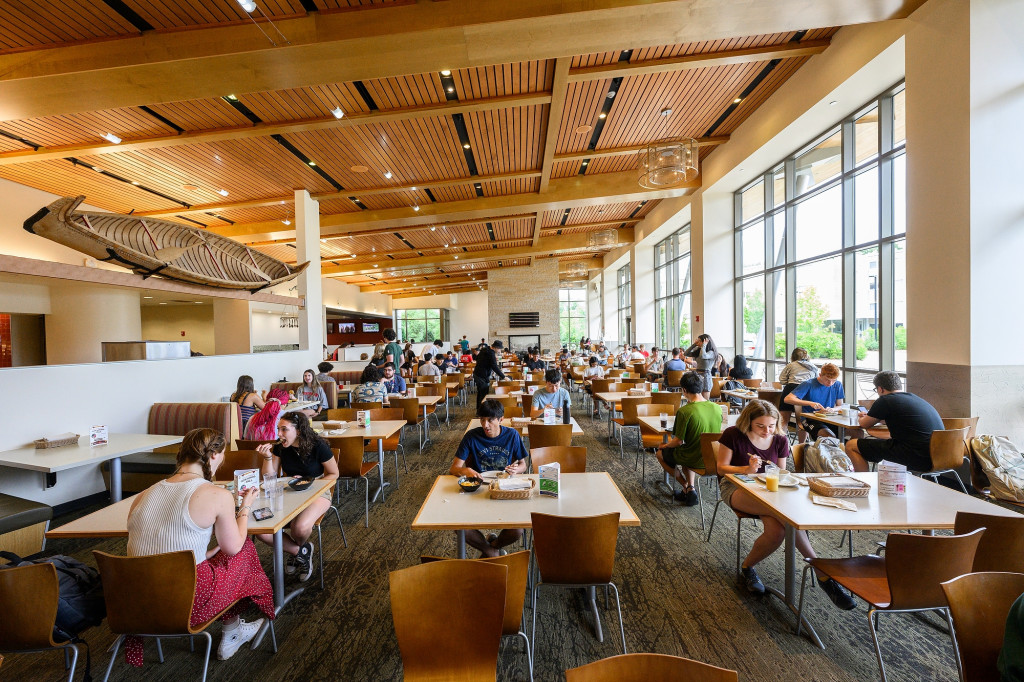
[382,328,403,372]
[656,371,723,505]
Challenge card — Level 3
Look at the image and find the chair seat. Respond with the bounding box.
[358,462,378,477]
[365,435,401,452]
[0,493,52,535]
[641,434,665,448]
[809,555,891,607]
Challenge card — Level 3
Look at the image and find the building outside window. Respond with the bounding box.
[734,83,906,400]
[394,308,449,343]
[616,265,631,347]
[654,225,692,350]
[559,287,588,347]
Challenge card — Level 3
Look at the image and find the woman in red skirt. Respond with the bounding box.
[126,428,275,665]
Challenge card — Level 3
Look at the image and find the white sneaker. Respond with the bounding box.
[217,617,264,660]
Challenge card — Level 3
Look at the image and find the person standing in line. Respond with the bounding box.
[460,335,470,353]
[381,328,404,372]
[684,334,718,399]
[473,339,506,410]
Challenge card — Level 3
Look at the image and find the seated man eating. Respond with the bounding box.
[449,399,529,557]
[656,371,723,505]
[529,368,572,418]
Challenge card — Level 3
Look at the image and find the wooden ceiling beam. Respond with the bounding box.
[321,228,633,277]
[0,1,925,121]
[0,95,550,167]
[391,284,485,299]
[553,136,728,163]
[567,39,832,82]
[212,170,694,239]
[538,57,572,197]
[359,274,484,293]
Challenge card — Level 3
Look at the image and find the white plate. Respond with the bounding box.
[755,473,801,488]
[479,470,505,480]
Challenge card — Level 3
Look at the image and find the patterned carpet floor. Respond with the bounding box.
[7,393,963,681]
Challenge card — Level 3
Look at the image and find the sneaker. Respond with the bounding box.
[295,542,315,583]
[284,553,298,576]
[818,578,857,610]
[741,566,765,596]
[683,489,699,507]
[485,532,499,546]
[217,617,264,660]
[672,489,686,502]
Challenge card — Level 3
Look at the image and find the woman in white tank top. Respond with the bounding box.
[125,428,274,666]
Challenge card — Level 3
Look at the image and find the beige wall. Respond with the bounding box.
[10,314,45,366]
[45,283,141,364]
[488,259,560,350]
[140,304,215,356]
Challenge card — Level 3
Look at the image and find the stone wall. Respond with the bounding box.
[487,259,560,352]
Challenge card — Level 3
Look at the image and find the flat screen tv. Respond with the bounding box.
[337,322,356,334]
[363,322,380,333]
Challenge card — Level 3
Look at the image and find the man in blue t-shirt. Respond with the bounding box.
[450,399,528,557]
[529,368,572,417]
[784,363,850,440]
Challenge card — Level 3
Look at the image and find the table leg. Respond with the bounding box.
[110,456,122,503]
[761,524,824,649]
[422,405,432,447]
[456,530,466,559]
[371,437,389,503]
[252,529,303,649]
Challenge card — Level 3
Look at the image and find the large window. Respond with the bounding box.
[394,308,449,343]
[559,287,588,347]
[616,265,631,346]
[654,225,692,350]
[735,83,907,398]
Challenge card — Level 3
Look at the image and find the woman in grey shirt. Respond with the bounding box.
[684,334,718,398]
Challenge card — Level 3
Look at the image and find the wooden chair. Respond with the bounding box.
[635,403,677,482]
[311,481,346,590]
[589,379,613,418]
[790,443,807,473]
[566,653,738,682]
[757,387,782,409]
[521,392,534,419]
[419,552,533,680]
[954,511,1024,572]
[351,400,383,411]
[530,512,626,673]
[235,438,274,451]
[0,562,81,682]
[527,423,571,449]
[327,437,384,527]
[649,392,682,410]
[389,560,507,682]
[493,386,513,395]
[796,529,985,682]
[612,396,652,461]
[664,370,684,391]
[941,571,1024,682]
[222,449,261,472]
[922,427,971,493]
[606,369,625,378]
[709,377,726,400]
[498,380,519,388]
[701,434,754,561]
[325,408,359,421]
[367,407,407,484]
[412,384,444,428]
[630,362,646,377]
[939,417,981,491]
[530,446,587,473]
[741,378,763,388]
[388,397,426,454]
[490,395,518,417]
[94,550,274,681]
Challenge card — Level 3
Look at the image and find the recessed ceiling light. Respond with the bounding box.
[374,264,379,267]
[447,87,455,93]
[582,161,588,166]
[159,302,167,305]
[237,0,256,12]
[829,100,838,106]
[194,301,203,304]
[282,219,291,225]
[454,255,459,259]
[350,253,356,258]
[411,186,417,191]
[441,70,451,76]
[574,125,592,134]
[403,279,407,282]
[130,180,140,186]
[413,205,420,211]
[332,107,344,119]
[143,296,153,299]
[607,90,616,98]
[308,161,316,166]
[280,200,285,204]
[733,97,743,104]
[92,166,102,172]
[217,189,229,196]
[444,243,449,248]
[598,113,607,120]
[463,143,471,149]
[102,133,121,144]
[227,94,238,101]
[320,238,327,243]
[384,171,392,179]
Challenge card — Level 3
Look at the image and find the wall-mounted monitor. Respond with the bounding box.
[337,322,356,334]
[363,322,380,333]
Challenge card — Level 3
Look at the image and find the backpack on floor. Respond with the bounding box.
[803,436,854,473]
[970,435,1024,502]
[0,551,106,641]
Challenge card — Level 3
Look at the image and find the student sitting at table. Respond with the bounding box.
[844,371,943,473]
[783,363,858,441]
[716,400,856,609]
[442,351,460,371]
[656,371,723,505]
[296,368,329,421]
[315,361,334,384]
[530,368,572,418]
[459,349,473,364]
[256,412,338,582]
[583,356,605,416]
[646,347,664,379]
[449,399,529,557]
[664,348,687,373]
[231,375,265,431]
[525,349,545,372]
[418,352,441,378]
[127,428,274,663]
[777,347,818,442]
[729,355,754,380]
[352,364,387,404]
[243,388,289,440]
[400,350,417,377]
[382,363,407,396]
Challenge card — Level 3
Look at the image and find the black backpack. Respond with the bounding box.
[0,551,106,641]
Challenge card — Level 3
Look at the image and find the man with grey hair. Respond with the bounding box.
[845,370,943,472]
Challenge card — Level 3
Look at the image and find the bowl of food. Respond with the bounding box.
[457,475,484,493]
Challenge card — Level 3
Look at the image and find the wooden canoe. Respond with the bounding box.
[23,195,308,292]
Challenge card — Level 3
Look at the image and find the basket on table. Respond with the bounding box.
[488,479,536,500]
[808,474,871,498]
[34,434,81,449]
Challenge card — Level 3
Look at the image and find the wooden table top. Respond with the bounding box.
[46,478,336,538]
[315,420,407,439]
[0,433,183,474]
[637,414,739,433]
[725,472,1020,531]
[411,473,640,531]
[461,418,584,436]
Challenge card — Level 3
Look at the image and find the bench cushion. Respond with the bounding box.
[148,403,238,437]
[0,493,53,535]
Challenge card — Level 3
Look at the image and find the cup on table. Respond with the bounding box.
[764,463,780,492]
[660,414,668,429]
[263,473,277,499]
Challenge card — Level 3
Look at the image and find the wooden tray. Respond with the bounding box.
[34,434,80,449]
[808,474,871,498]
[488,479,536,500]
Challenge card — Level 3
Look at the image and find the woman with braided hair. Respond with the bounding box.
[126,428,274,665]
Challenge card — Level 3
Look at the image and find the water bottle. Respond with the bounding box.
[562,403,571,424]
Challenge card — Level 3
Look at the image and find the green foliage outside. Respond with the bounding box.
[743,289,764,335]
[895,325,907,350]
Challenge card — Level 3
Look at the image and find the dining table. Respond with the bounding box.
[314,419,405,493]
[461,417,584,438]
[593,391,651,442]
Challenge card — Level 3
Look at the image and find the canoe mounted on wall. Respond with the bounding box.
[23,195,309,292]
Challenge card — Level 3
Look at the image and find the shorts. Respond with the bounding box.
[802,419,832,440]
[718,477,739,508]
[856,438,932,471]
[662,446,703,471]
[695,371,712,393]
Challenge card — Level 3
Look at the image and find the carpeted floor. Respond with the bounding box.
[6,393,963,681]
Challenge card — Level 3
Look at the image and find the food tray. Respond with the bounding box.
[808,474,870,498]
[488,479,536,499]
[34,434,80,449]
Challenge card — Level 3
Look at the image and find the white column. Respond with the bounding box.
[631,242,655,346]
[690,190,735,354]
[294,189,323,359]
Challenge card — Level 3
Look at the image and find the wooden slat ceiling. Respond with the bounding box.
[0,3,844,293]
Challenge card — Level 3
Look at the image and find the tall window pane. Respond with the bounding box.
[854,247,880,370]
[854,166,879,245]
[795,129,841,196]
[893,89,906,147]
[795,257,842,366]
[854,107,879,165]
[741,221,765,275]
[740,276,765,359]
[794,185,842,260]
[772,271,786,361]
[894,240,907,372]
[772,212,786,267]
[740,180,765,222]
[677,294,691,348]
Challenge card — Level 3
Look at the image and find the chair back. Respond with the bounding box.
[885,528,985,610]
[0,562,61,649]
[636,403,675,418]
[790,443,807,473]
[389,397,420,424]
[491,395,518,415]
[590,378,613,395]
[493,386,513,395]
[326,408,359,421]
[700,434,723,478]
[235,438,275,450]
[93,550,197,635]
[930,427,970,472]
[741,379,763,388]
[954,511,1024,572]
[631,362,646,377]
[369,407,405,422]
[942,417,980,441]
[710,377,726,400]
[606,369,625,378]
[941,571,1024,682]
[664,370,684,389]
[757,388,782,409]
[498,380,519,388]
[416,384,443,397]
[620,396,652,425]
[326,436,366,478]
[530,371,545,382]
[419,552,530,636]
[647,392,680,410]
[531,512,620,585]
[530,446,587,473]
[521,393,534,419]
[527,423,572,449]
[566,652,738,682]
[222,449,261,472]
[607,383,631,393]
[389,560,507,681]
